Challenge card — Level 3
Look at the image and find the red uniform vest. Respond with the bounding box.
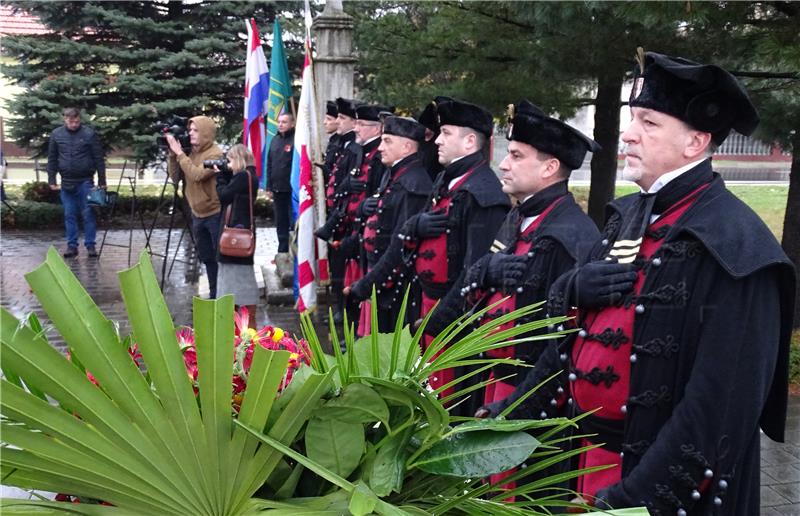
[572,184,710,500]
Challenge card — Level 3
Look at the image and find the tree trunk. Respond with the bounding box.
[588,72,624,228]
[781,131,800,328]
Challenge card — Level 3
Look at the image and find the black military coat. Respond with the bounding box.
[338,137,385,260]
[491,164,795,516]
[350,153,432,309]
[408,152,510,320]
[322,132,342,184]
[426,181,600,373]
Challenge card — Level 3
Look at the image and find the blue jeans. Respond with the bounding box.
[60,180,96,248]
[192,213,221,298]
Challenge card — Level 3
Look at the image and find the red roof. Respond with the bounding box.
[0,5,50,35]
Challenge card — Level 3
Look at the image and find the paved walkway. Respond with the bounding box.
[1,228,799,514]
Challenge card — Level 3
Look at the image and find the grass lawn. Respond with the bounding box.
[570,183,788,240]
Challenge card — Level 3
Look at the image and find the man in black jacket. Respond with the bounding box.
[267,112,295,254]
[346,116,433,334]
[484,50,796,515]
[429,100,601,406]
[47,107,106,258]
[400,97,510,400]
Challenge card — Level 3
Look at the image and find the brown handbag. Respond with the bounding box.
[218,170,255,258]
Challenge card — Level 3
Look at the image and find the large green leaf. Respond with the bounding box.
[369,426,413,497]
[314,383,390,425]
[411,430,539,477]
[305,417,366,479]
[192,295,234,514]
[352,329,418,380]
[349,482,379,516]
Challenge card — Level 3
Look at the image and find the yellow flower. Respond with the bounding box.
[247,328,259,342]
[272,327,284,342]
[289,352,299,362]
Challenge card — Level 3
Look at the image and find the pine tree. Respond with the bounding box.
[2,1,306,163]
[349,1,798,229]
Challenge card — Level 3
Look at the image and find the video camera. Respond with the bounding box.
[151,115,190,151]
[202,157,230,173]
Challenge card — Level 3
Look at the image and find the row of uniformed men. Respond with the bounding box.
[315,50,795,515]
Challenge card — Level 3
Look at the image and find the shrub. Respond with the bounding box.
[21,181,60,204]
[0,200,63,229]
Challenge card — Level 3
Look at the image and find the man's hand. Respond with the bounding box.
[348,179,367,194]
[484,253,528,289]
[343,286,352,297]
[361,197,379,217]
[416,211,449,238]
[572,260,638,308]
[49,184,60,191]
[165,134,184,156]
[264,191,273,201]
[98,185,107,190]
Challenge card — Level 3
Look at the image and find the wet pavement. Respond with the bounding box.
[1,228,800,514]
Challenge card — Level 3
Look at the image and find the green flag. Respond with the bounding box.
[264,18,293,187]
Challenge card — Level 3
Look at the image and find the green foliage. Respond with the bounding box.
[790,330,800,384]
[0,253,648,515]
[0,199,63,229]
[0,249,334,514]
[20,181,60,203]
[2,1,309,162]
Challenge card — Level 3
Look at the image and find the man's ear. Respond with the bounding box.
[685,130,713,160]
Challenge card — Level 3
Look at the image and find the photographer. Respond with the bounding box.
[215,144,259,329]
[166,116,223,298]
[47,107,106,258]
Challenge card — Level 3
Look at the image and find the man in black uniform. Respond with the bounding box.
[335,103,393,328]
[346,116,433,333]
[427,100,600,408]
[322,100,341,183]
[398,97,510,398]
[318,97,360,323]
[483,50,796,515]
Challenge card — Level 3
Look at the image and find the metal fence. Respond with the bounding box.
[717,131,773,156]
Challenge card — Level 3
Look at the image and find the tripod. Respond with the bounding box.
[144,156,199,290]
[98,159,146,266]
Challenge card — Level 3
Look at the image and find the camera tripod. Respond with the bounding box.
[97,155,199,291]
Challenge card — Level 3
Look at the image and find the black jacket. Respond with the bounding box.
[47,124,106,187]
[492,164,795,516]
[350,153,433,308]
[267,129,295,192]
[402,152,510,320]
[216,166,259,265]
[426,181,600,368]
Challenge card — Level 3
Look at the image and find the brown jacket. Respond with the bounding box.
[168,116,223,217]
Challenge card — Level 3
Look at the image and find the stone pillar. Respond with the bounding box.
[312,0,356,121]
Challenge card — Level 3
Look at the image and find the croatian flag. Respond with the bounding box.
[243,18,269,179]
[290,1,327,312]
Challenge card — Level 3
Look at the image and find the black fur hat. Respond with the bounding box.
[629,49,759,144]
[417,102,438,132]
[433,96,493,137]
[326,100,337,118]
[507,100,600,171]
[335,98,361,119]
[355,104,395,122]
[382,116,426,142]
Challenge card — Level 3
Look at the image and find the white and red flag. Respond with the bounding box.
[290,0,327,313]
[243,18,269,179]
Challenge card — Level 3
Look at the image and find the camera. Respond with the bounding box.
[151,115,190,150]
[203,157,229,173]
